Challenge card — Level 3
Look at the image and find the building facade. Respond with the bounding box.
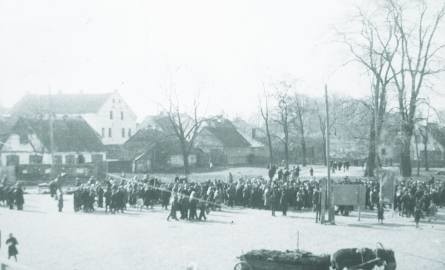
[11,91,137,145]
[0,118,106,166]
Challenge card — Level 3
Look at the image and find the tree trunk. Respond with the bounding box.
[183,151,190,175]
[400,125,413,177]
[424,133,429,171]
[181,141,190,175]
[283,123,289,169]
[415,135,420,176]
[284,133,289,170]
[365,119,376,177]
[321,134,327,166]
[265,122,274,166]
[301,135,307,167]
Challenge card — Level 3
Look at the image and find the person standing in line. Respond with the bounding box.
[377,202,384,224]
[6,233,19,261]
[414,205,422,228]
[58,191,64,212]
[167,194,179,221]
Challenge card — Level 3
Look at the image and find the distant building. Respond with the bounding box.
[0,117,106,166]
[196,117,266,165]
[11,91,137,145]
[411,123,445,167]
[122,128,201,172]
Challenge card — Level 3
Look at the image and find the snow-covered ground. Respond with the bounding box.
[1,194,445,270]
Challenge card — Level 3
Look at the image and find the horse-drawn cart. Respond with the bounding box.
[233,249,330,270]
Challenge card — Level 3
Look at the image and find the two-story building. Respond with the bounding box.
[0,117,106,166]
[10,91,137,145]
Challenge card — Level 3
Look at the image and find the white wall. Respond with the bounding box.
[83,92,137,145]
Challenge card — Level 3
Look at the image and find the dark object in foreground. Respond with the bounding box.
[235,249,330,270]
[331,245,396,270]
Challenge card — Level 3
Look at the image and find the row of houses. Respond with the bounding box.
[0,92,268,173]
[2,92,445,174]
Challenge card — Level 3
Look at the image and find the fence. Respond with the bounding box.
[15,162,107,183]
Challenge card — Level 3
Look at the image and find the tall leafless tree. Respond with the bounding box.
[385,0,445,176]
[340,6,398,176]
[259,85,274,166]
[274,81,293,169]
[166,95,204,175]
[292,94,308,166]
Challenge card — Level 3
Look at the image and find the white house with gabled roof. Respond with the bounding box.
[11,91,137,145]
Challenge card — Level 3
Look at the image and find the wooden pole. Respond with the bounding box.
[49,89,56,180]
[325,85,335,224]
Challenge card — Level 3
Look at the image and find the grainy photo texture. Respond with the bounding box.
[1,0,445,269]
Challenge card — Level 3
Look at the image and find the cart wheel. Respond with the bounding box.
[233,261,252,270]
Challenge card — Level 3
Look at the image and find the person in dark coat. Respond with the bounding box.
[7,187,14,209]
[6,233,19,261]
[377,202,384,224]
[280,187,289,216]
[97,185,104,208]
[15,185,24,210]
[414,205,422,228]
[58,192,64,212]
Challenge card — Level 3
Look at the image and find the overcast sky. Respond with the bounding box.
[0,0,444,121]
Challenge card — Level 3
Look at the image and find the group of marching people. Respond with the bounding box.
[394,176,444,227]
[0,177,24,210]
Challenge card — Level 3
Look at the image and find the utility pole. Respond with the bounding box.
[48,89,56,180]
[325,84,335,224]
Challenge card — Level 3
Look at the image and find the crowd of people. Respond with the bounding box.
[394,176,443,227]
[0,177,25,210]
[4,164,445,229]
[48,165,325,223]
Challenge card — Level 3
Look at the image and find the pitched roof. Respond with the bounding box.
[207,127,250,148]
[123,128,186,158]
[202,118,251,148]
[11,117,105,152]
[11,93,113,115]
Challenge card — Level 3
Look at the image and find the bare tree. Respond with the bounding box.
[273,81,293,169]
[292,94,308,166]
[340,6,398,176]
[166,95,204,175]
[259,85,274,166]
[385,0,445,176]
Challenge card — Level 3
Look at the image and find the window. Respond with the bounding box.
[6,155,20,166]
[101,128,105,138]
[77,154,85,164]
[53,155,63,165]
[121,111,124,120]
[109,111,113,120]
[108,128,112,138]
[128,129,132,137]
[122,128,126,138]
[29,155,43,164]
[65,155,76,165]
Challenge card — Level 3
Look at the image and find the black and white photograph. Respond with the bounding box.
[1,0,445,269]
